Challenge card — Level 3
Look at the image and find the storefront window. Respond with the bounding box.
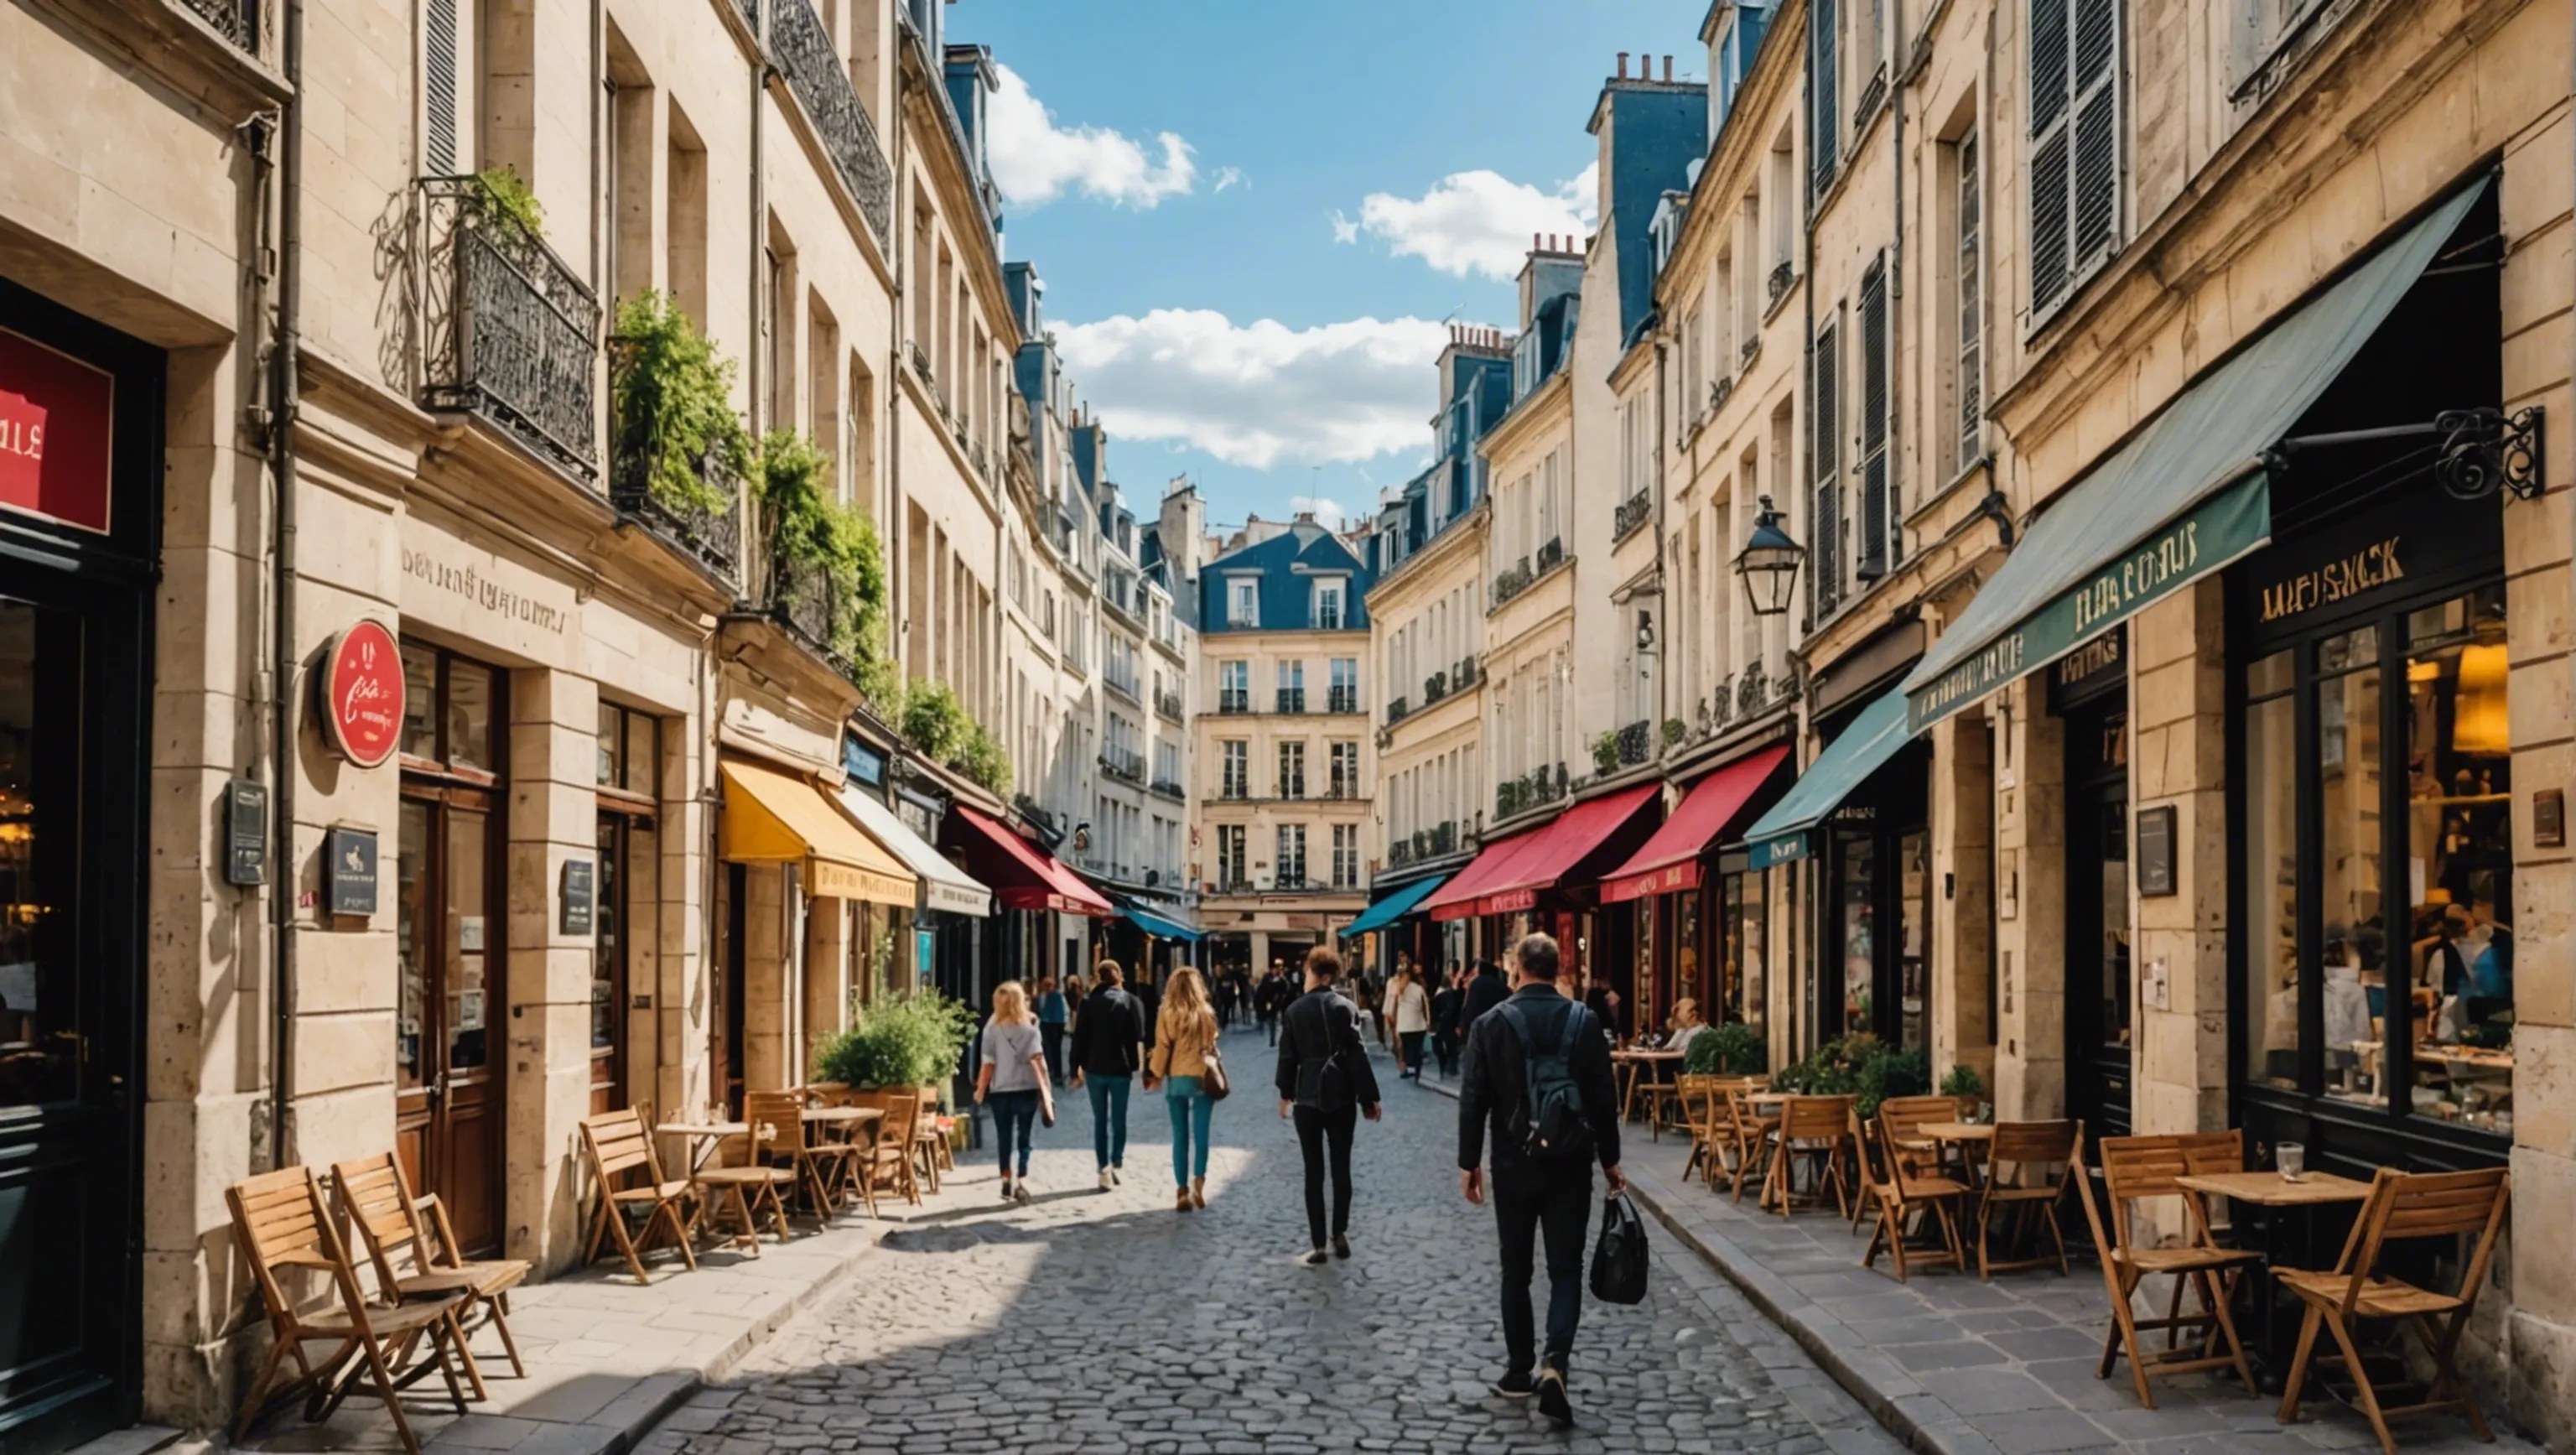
[402,644,438,759]
[1724,863,1765,1031]
[598,702,660,797]
[1836,830,1874,1037]
[1898,830,1929,1052]
[447,662,495,773]
[2245,650,2298,1089]
[2316,625,2383,1109]
[1674,890,1700,1015]
[2404,589,2511,1132]
[0,601,80,1106]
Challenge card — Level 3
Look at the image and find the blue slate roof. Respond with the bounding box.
[1199,525,1375,634]
[1594,82,1710,341]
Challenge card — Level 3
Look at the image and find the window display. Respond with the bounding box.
[1722,863,1765,1031]
[2402,590,2512,1132]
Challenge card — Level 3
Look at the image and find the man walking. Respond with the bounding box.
[1069,960,1149,1191]
[1257,961,1293,1046]
[1429,965,1464,1078]
[1461,955,1509,1030]
[1274,946,1381,1265]
[1457,933,1623,1427]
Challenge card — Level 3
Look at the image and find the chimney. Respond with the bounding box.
[1616,51,1628,80]
[1663,54,1674,81]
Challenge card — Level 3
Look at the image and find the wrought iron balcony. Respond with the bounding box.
[766,548,851,675]
[418,177,601,479]
[770,0,894,246]
[608,344,742,585]
[1711,375,1737,413]
[1218,690,1250,715]
[1852,66,1889,131]
[1150,777,1187,801]
[1098,749,1145,786]
[1389,838,1417,869]
[1155,689,1185,723]
[1275,689,1306,715]
[1384,696,1410,725]
[180,0,257,48]
[1104,668,1140,704]
[1327,686,1360,714]
[1535,535,1565,573]
[1768,261,1794,309]
[1617,720,1653,766]
[1613,491,1654,542]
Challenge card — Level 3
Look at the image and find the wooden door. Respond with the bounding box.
[2064,704,2134,1140]
[396,787,505,1257]
[592,811,657,1113]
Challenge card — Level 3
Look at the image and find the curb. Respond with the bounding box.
[1415,1070,1986,1455]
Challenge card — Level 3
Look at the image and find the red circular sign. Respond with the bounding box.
[321,620,406,768]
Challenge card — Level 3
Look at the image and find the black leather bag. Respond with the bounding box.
[1589,1193,1649,1306]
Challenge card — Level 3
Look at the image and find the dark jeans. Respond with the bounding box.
[1492,1161,1594,1376]
[1433,1030,1460,1076]
[1086,1073,1132,1169]
[1292,1104,1358,1248]
[1040,1024,1067,1085]
[989,1089,1041,1177]
[1399,1030,1426,1078]
[1262,1012,1279,1047]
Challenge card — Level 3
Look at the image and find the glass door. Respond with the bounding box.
[2064,701,2133,1139]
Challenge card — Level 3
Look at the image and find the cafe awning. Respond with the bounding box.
[1738,687,1914,868]
[1116,900,1202,943]
[834,784,993,917]
[1423,824,1551,922]
[1339,874,1451,938]
[1901,179,2488,733]
[942,803,1114,917]
[1472,784,1663,915]
[1600,744,1792,903]
[719,759,917,907]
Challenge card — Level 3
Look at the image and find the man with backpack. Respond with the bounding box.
[1456,933,1623,1427]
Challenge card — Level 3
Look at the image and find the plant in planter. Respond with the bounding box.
[813,989,978,1103]
[1940,1063,1988,1118]
[611,290,751,518]
[953,721,1012,796]
[475,165,545,242]
[1591,730,1621,777]
[1684,1021,1767,1075]
[1662,717,1688,747]
[758,428,897,705]
[899,678,969,762]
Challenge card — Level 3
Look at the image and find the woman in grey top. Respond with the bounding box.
[975,980,1054,1203]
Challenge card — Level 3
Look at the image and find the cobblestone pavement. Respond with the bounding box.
[641,1029,1909,1455]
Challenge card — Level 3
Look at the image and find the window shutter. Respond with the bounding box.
[1812,0,1840,195]
[2071,0,2121,271]
[1810,323,1841,616]
[425,0,460,174]
[1956,133,1982,473]
[1857,262,1890,580]
[2029,0,2119,317]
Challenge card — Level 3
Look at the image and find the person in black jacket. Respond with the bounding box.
[1460,957,1509,1032]
[1273,945,1382,1265]
[1457,933,1624,1426]
[1428,965,1465,1078]
[1068,960,1150,1191]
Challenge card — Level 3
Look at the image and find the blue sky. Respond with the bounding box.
[954,0,1711,538]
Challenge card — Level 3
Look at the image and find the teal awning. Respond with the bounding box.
[1902,179,2488,733]
[1739,687,1914,868]
[1119,902,1202,943]
[1339,875,1450,938]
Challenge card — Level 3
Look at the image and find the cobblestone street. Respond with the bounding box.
[639,1033,1908,1455]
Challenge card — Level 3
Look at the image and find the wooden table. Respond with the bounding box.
[2176,1170,2373,1208]
[1612,1048,1685,1125]
[657,1120,751,1173]
[2177,1169,2374,1387]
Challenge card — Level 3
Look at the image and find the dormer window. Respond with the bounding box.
[1228,578,1259,627]
[1312,579,1347,631]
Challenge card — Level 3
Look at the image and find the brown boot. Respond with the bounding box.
[1176,1186,1194,1212]
[1190,1177,1208,1209]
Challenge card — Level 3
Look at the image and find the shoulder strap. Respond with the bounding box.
[1557,1001,1588,1057]
[1498,1000,1539,1059]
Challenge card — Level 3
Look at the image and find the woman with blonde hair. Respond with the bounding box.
[1145,966,1223,1211]
[974,980,1053,1204]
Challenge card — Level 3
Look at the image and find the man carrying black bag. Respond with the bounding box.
[1457,933,1624,1427]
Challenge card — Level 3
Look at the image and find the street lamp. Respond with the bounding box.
[1734,496,1805,617]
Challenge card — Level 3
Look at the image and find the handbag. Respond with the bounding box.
[1202,1033,1231,1101]
[1589,1192,1649,1306]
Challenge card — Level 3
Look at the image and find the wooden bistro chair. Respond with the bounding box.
[856,1091,925,1213]
[1722,1080,1780,1203]
[1858,1110,1973,1281]
[2075,1131,2262,1409]
[917,1109,954,1193]
[750,1089,854,1219]
[578,1105,700,1284]
[226,1167,473,1455]
[2276,1166,2511,1455]
[1971,1120,2082,1280]
[1674,1075,1722,1183]
[688,1097,797,1252]
[1761,1094,1857,1218]
[331,1152,530,1396]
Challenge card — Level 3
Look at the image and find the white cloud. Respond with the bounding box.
[987,63,1197,209]
[1055,310,1454,470]
[1345,162,1600,280]
[1289,496,1347,527]
[1213,166,1246,193]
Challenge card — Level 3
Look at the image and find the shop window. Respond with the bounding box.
[0,601,80,1106]
[597,700,660,797]
[2404,590,2512,1131]
[2244,648,2298,1089]
[1674,891,1701,1016]
[400,642,496,777]
[1836,830,1874,1037]
[1723,862,1767,1032]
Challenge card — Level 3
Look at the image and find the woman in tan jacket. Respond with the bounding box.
[1145,967,1222,1210]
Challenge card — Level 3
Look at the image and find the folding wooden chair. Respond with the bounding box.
[1859,1111,1972,1281]
[1673,1075,1720,1183]
[857,1091,924,1213]
[1761,1094,1856,1218]
[917,1113,952,1193]
[226,1167,473,1455]
[2075,1132,2261,1409]
[1972,1120,2081,1279]
[750,1089,854,1218]
[2276,1166,2510,1455]
[331,1152,530,1397]
[579,1105,700,1283]
[1721,1080,1778,1202]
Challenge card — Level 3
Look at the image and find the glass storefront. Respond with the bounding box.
[1720,855,1764,1034]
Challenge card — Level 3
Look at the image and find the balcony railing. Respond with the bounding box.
[1613,491,1653,542]
[1496,763,1569,820]
[1218,691,1250,715]
[1327,686,1359,714]
[1768,261,1794,309]
[1454,657,1480,690]
[1421,670,1451,707]
[1390,818,1459,870]
[1617,719,1652,767]
[1098,750,1144,787]
[1853,65,1889,130]
[766,548,849,675]
[608,343,741,585]
[1150,777,1187,801]
[1384,696,1410,726]
[771,0,894,246]
[1276,689,1306,715]
[1491,557,1535,609]
[181,0,257,48]
[1155,689,1185,723]
[1535,535,1565,573]
[1711,375,1737,413]
[418,177,600,479]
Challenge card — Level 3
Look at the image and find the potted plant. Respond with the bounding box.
[813,989,978,1115]
[1683,1021,1767,1076]
[1940,1063,1989,1121]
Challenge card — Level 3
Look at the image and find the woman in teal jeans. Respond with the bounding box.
[1145,967,1221,1211]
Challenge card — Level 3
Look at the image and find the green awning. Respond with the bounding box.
[1902,179,2488,733]
[1340,875,1450,938]
[1118,902,1202,943]
[1739,686,1914,868]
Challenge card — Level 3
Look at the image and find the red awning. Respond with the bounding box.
[942,805,1114,916]
[1474,785,1663,915]
[1598,745,1791,903]
[1421,824,1551,922]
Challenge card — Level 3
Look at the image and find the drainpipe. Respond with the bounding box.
[267,0,307,1173]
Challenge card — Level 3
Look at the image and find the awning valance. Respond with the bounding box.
[941,804,1114,917]
[1340,875,1450,938]
[1902,179,2487,733]
[1600,745,1791,903]
[834,784,993,917]
[1423,824,1551,922]
[1738,688,1914,869]
[719,759,917,907]
[1472,785,1662,915]
[1117,900,1202,943]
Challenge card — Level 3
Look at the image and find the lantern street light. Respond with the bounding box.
[1734,496,1805,616]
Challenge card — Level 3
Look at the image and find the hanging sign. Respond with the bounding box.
[0,326,115,535]
[319,620,406,767]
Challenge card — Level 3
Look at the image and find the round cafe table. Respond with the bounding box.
[1916,1120,1996,1185]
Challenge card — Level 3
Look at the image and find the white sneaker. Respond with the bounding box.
[1098,1168,1114,1192]
[1109,1166,1123,1186]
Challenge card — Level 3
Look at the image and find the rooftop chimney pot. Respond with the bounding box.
[1617,51,1628,79]
[1663,55,1674,81]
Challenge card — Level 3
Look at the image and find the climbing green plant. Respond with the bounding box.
[954,721,1012,796]
[757,428,895,704]
[475,165,545,242]
[610,291,750,517]
[898,678,970,762]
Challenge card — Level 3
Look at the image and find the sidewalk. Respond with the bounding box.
[1417,1069,2537,1455]
[233,1153,1000,1455]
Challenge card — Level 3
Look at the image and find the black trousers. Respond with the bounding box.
[1040,1024,1066,1084]
[1399,1030,1426,1077]
[1292,1104,1358,1248]
[1492,1161,1594,1376]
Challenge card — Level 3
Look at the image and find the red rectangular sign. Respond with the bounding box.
[0,325,115,535]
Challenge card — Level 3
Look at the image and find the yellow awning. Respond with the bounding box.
[719,759,917,907]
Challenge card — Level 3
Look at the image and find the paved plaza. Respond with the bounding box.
[637,1031,1907,1455]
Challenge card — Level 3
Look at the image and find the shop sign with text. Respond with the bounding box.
[319,621,406,768]
[0,326,114,535]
